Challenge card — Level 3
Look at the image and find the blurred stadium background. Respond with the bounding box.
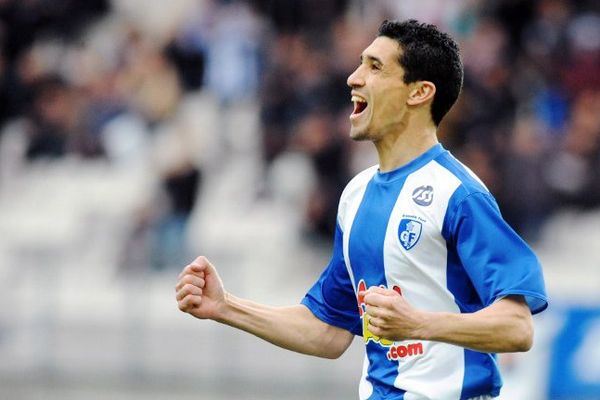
[0,0,599,399]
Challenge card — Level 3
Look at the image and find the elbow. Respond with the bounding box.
[309,345,345,359]
[317,329,353,359]
[512,332,533,352]
[321,340,349,359]
[511,315,534,352]
[516,327,534,352]
[323,349,345,359]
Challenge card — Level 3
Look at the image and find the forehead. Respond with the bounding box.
[362,36,402,65]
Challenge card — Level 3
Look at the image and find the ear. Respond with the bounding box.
[406,81,436,106]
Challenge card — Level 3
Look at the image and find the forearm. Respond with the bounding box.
[419,296,533,353]
[216,293,353,359]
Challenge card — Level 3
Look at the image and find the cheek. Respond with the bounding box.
[376,92,406,119]
[381,81,407,105]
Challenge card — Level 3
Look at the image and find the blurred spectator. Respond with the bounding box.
[292,111,351,237]
[499,113,553,240]
[544,89,600,209]
[148,163,202,271]
[120,122,203,272]
[25,73,101,159]
[204,0,263,105]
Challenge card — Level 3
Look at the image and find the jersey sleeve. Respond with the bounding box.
[446,191,548,314]
[301,223,362,335]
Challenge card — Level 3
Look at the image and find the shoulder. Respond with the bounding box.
[431,151,492,205]
[431,152,508,240]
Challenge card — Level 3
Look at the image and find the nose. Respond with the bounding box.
[347,66,365,88]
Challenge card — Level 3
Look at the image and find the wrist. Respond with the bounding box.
[214,291,233,323]
[413,310,435,341]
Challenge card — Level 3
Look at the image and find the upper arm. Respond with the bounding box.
[482,295,534,351]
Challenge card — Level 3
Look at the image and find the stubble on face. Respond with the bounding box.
[349,114,374,142]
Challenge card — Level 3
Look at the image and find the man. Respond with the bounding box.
[175,20,548,400]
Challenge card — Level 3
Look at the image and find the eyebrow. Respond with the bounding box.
[360,54,384,66]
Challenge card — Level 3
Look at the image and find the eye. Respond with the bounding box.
[371,63,382,71]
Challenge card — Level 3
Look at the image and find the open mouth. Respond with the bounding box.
[351,95,368,116]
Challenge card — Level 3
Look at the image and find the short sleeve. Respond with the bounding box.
[446,191,548,314]
[301,223,362,335]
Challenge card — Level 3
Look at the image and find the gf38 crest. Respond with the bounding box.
[398,218,422,250]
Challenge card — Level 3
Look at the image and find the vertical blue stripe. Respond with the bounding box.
[349,177,406,400]
[461,351,502,399]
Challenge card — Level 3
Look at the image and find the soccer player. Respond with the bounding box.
[175,19,548,400]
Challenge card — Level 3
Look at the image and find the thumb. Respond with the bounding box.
[190,256,214,272]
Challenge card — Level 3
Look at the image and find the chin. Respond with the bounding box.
[349,127,372,142]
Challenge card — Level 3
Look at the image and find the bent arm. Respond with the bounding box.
[419,295,534,353]
[218,294,354,359]
[364,288,534,353]
[176,257,354,359]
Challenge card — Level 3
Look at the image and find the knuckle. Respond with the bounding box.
[195,256,208,265]
[190,276,204,287]
[369,324,380,335]
[191,296,202,307]
[183,283,197,293]
[177,289,187,300]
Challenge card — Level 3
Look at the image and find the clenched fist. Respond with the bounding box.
[360,286,427,342]
[175,256,226,321]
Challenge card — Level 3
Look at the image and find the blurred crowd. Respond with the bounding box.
[0,0,599,268]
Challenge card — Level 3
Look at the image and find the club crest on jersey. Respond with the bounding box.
[398,218,422,250]
[412,185,434,206]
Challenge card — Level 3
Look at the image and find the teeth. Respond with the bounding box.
[351,95,367,103]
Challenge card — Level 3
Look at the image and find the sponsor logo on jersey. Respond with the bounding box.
[398,218,422,250]
[356,279,424,361]
[387,342,424,360]
[412,185,434,206]
[357,280,394,346]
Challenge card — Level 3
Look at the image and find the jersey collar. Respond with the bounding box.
[373,143,446,184]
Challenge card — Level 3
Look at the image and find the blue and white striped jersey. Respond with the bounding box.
[302,143,548,400]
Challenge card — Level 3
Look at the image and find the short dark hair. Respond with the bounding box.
[378,19,463,126]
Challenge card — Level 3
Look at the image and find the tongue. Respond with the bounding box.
[354,102,367,114]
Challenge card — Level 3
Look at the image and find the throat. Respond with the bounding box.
[375,132,439,172]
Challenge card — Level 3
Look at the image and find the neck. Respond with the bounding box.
[373,121,439,172]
